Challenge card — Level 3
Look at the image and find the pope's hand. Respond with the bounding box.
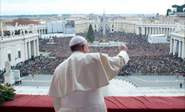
[119,44,128,51]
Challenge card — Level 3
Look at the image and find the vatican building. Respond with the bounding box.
[0,24,39,70]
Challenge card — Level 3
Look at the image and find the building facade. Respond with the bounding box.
[47,20,75,34]
[135,22,185,36]
[0,24,39,70]
[75,18,100,33]
[108,18,141,33]
[170,31,185,59]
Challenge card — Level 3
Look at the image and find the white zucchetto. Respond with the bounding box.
[69,36,88,47]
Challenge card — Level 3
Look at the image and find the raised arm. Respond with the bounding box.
[99,44,129,80]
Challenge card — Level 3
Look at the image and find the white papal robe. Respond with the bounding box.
[49,51,129,112]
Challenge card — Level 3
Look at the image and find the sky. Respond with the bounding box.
[0,0,184,15]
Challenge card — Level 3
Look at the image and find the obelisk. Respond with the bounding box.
[103,10,105,37]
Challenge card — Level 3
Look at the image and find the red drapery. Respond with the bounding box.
[0,95,185,112]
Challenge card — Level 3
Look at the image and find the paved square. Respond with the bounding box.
[13,74,185,96]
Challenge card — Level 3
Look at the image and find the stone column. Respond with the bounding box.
[155,27,157,34]
[156,27,158,34]
[178,41,182,58]
[40,29,42,37]
[173,40,177,55]
[141,27,145,35]
[153,27,155,34]
[149,27,151,35]
[146,27,148,35]
[170,38,175,55]
[24,41,28,60]
[168,28,171,34]
[38,29,41,37]
[33,40,36,57]
[136,26,139,35]
[170,38,173,54]
[28,42,31,59]
[153,28,155,34]
[160,28,162,34]
[39,29,42,36]
[148,27,150,35]
[36,39,40,56]
[161,27,163,34]
[182,40,185,59]
[158,28,160,34]
[166,28,168,36]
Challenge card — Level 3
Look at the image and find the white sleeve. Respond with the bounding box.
[100,51,129,80]
[117,51,130,67]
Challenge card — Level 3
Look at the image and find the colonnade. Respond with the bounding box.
[136,23,184,36]
[144,27,174,36]
[37,29,47,37]
[24,39,40,60]
[170,34,185,59]
[137,26,175,36]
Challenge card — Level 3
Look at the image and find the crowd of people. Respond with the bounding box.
[121,56,185,75]
[12,32,185,75]
[15,56,66,74]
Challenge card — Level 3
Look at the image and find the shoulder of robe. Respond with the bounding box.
[54,59,68,74]
[86,52,100,56]
[99,53,109,57]
[84,53,102,60]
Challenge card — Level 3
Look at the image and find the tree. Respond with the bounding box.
[86,24,95,43]
[0,84,15,106]
[172,4,185,12]
[182,4,185,12]
[166,9,172,16]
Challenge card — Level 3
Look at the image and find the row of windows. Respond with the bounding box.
[7,51,21,62]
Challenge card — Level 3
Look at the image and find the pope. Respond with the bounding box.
[49,36,129,112]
